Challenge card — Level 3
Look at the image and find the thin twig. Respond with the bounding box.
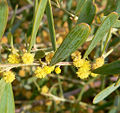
[0,62,72,72]
[42,93,95,109]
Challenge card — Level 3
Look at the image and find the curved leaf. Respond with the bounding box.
[46,0,56,51]
[0,0,8,39]
[93,60,120,75]
[28,0,48,52]
[0,81,15,113]
[93,80,120,104]
[50,23,91,66]
[77,0,96,25]
[75,0,87,15]
[84,12,118,58]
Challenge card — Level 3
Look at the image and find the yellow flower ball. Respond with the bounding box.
[76,67,91,79]
[76,60,91,79]
[3,71,15,83]
[43,66,52,74]
[95,57,104,67]
[73,58,85,68]
[55,67,61,74]
[8,54,21,64]
[41,85,49,94]
[34,67,47,79]
[22,53,34,64]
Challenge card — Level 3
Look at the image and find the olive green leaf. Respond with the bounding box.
[46,0,56,51]
[101,16,120,28]
[50,23,91,66]
[116,0,120,16]
[35,50,45,59]
[0,80,15,113]
[75,0,87,15]
[28,0,48,52]
[0,79,6,102]
[0,0,8,39]
[93,79,120,104]
[77,0,96,25]
[84,12,118,58]
[93,60,120,75]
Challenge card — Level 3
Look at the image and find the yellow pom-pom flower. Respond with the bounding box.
[45,52,54,63]
[43,66,52,74]
[55,66,61,74]
[95,57,104,67]
[76,60,91,79]
[8,54,21,64]
[34,67,47,79]
[73,58,85,68]
[3,71,15,83]
[91,57,104,77]
[22,53,34,64]
[41,85,49,94]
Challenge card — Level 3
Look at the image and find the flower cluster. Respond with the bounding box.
[3,71,15,83]
[71,51,104,79]
[8,48,34,64]
[34,66,55,79]
[72,51,91,79]
[55,66,61,74]
[8,53,21,64]
[22,52,34,64]
[34,52,61,79]
[3,49,35,83]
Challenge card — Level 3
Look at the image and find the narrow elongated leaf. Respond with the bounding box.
[28,0,48,52]
[50,23,91,66]
[0,0,8,39]
[75,0,87,15]
[77,0,96,25]
[84,12,118,58]
[0,79,6,102]
[93,80,120,104]
[0,82,15,113]
[101,16,120,28]
[93,60,120,75]
[116,0,120,16]
[46,0,56,51]
[113,20,120,28]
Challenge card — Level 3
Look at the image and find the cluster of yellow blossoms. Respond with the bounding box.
[34,52,61,79]
[3,71,15,83]
[1,48,104,83]
[8,52,34,64]
[2,50,34,83]
[71,51,104,79]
